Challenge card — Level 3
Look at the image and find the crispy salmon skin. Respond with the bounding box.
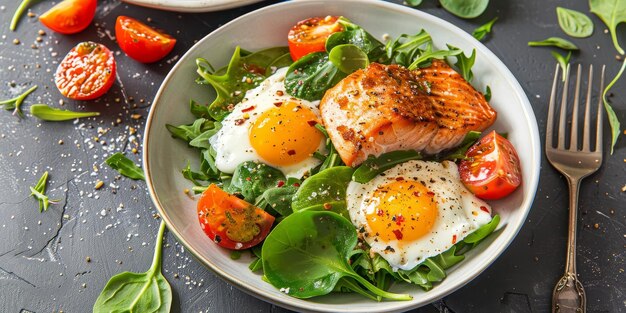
[319,61,496,167]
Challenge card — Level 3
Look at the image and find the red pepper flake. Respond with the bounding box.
[395,215,405,225]
[241,105,255,112]
[393,229,403,240]
[276,180,285,187]
[413,191,421,197]
[427,191,435,197]
[323,203,332,210]
[234,119,245,126]
[245,177,251,181]
[395,177,404,181]
[452,234,457,244]
[292,183,300,187]
[287,150,296,156]
[273,102,283,107]
[480,206,490,214]
[377,209,384,216]
[307,120,317,126]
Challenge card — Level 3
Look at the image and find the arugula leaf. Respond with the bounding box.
[30,104,100,121]
[188,122,222,149]
[551,51,572,82]
[182,161,209,186]
[0,85,37,117]
[450,45,476,82]
[472,17,498,41]
[105,153,145,180]
[93,221,171,313]
[438,131,481,160]
[589,0,626,55]
[602,58,626,154]
[166,118,216,142]
[556,7,593,38]
[328,44,369,74]
[439,0,489,19]
[384,30,432,67]
[189,100,211,118]
[528,37,579,50]
[407,44,462,70]
[284,52,346,101]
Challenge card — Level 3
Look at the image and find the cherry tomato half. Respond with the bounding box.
[115,16,177,63]
[197,184,275,250]
[39,0,97,34]
[55,42,116,100]
[458,131,522,200]
[287,16,343,61]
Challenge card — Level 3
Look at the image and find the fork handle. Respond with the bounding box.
[552,178,586,313]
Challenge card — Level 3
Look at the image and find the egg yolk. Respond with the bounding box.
[366,180,438,243]
[249,101,324,166]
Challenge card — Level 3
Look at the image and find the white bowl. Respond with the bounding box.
[143,1,540,312]
[121,0,263,13]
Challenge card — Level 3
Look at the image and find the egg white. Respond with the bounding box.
[347,160,493,271]
[210,67,325,178]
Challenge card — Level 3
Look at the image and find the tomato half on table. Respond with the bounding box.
[287,16,343,61]
[55,42,116,100]
[197,184,275,250]
[39,0,97,34]
[458,131,522,200]
[115,16,177,63]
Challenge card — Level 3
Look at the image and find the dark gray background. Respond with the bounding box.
[0,0,624,312]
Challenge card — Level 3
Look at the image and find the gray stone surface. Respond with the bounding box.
[0,0,623,312]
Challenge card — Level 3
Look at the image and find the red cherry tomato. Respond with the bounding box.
[39,0,97,34]
[115,16,177,63]
[458,131,522,200]
[197,184,275,250]
[55,42,116,100]
[287,16,343,61]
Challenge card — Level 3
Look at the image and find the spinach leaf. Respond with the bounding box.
[589,0,626,55]
[261,210,412,301]
[256,178,300,217]
[0,85,36,117]
[328,44,369,74]
[439,0,489,19]
[450,45,476,82]
[93,221,171,313]
[352,150,422,183]
[229,161,285,203]
[30,104,100,121]
[196,46,290,121]
[105,153,145,181]
[527,37,578,50]
[384,30,432,67]
[291,166,354,218]
[556,7,593,38]
[265,53,293,76]
[284,52,346,101]
[312,124,344,173]
[326,17,386,61]
[407,44,463,70]
[438,131,481,161]
[551,51,571,82]
[472,17,498,41]
[602,58,626,154]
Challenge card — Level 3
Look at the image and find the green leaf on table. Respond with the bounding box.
[528,37,578,50]
[291,166,354,218]
[556,7,593,38]
[439,0,490,19]
[262,210,412,301]
[472,17,498,41]
[29,171,57,212]
[0,85,36,117]
[105,153,145,181]
[352,150,422,183]
[30,104,100,121]
[405,0,423,7]
[10,0,36,31]
[93,221,171,313]
[589,0,626,55]
[328,44,369,74]
[551,51,572,82]
[602,58,626,154]
[450,45,476,82]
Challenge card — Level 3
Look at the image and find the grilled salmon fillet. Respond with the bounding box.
[319,61,496,167]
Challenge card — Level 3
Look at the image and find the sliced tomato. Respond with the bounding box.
[197,184,275,250]
[458,131,522,200]
[39,0,97,34]
[287,16,343,61]
[115,16,177,63]
[55,42,116,100]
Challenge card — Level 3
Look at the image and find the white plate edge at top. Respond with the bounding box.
[121,0,264,13]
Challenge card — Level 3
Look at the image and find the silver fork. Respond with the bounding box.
[546,63,605,313]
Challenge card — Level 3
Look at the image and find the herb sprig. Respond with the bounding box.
[30,104,100,121]
[472,17,498,41]
[30,171,58,212]
[10,0,37,31]
[105,153,145,180]
[1,85,37,117]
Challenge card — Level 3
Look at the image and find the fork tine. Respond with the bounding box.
[546,64,560,149]
[570,64,582,151]
[595,65,606,153]
[557,65,570,150]
[582,65,593,151]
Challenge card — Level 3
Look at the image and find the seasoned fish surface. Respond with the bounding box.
[320,61,496,167]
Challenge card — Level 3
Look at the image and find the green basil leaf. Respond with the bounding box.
[29,104,100,121]
[439,0,489,19]
[556,7,593,38]
[589,0,626,54]
[328,44,369,74]
[105,153,145,181]
[93,221,171,313]
[352,150,422,183]
[284,52,346,101]
[472,17,498,41]
[527,37,579,50]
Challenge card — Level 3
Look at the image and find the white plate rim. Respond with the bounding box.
[121,0,263,13]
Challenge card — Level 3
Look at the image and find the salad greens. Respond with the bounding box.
[556,7,593,38]
[93,221,172,313]
[1,85,37,117]
[30,104,100,121]
[439,0,489,19]
[352,150,422,184]
[451,46,476,82]
[329,44,370,74]
[527,37,579,50]
[284,52,345,101]
[105,153,146,180]
[291,166,354,218]
[472,17,498,41]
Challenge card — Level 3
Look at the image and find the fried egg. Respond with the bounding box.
[347,160,493,271]
[210,67,326,178]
